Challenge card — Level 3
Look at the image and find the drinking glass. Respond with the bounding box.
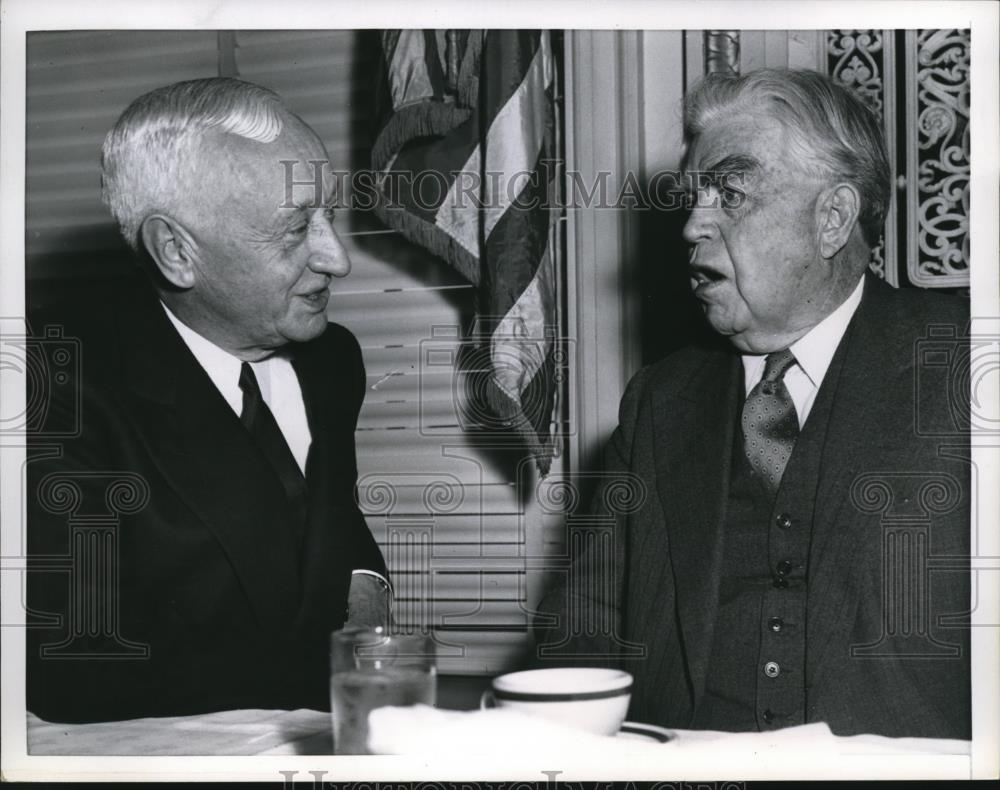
[329,626,436,755]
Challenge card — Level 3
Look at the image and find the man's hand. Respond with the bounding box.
[346,572,394,629]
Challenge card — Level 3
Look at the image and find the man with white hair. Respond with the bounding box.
[537,69,970,739]
[27,78,390,723]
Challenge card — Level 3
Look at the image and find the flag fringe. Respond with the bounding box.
[373,100,481,285]
[372,101,469,173]
[373,201,480,286]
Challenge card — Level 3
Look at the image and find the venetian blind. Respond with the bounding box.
[25,31,220,278]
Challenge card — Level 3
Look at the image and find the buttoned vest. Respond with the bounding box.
[691,344,848,731]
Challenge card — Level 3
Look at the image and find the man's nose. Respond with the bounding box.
[681,202,717,245]
[307,218,351,277]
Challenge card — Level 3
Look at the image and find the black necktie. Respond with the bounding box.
[742,349,799,494]
[238,362,308,546]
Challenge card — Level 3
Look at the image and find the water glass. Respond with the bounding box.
[329,626,436,754]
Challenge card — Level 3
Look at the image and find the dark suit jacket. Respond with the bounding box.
[537,275,971,738]
[26,276,387,723]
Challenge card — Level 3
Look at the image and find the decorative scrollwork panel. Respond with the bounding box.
[827,29,898,286]
[905,29,970,288]
[828,30,887,111]
[828,29,970,290]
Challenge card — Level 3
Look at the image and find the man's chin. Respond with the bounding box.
[726,331,792,355]
[281,314,328,344]
[727,335,759,353]
[703,307,742,339]
[703,313,763,353]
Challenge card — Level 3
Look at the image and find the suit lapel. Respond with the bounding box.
[651,349,741,707]
[291,339,333,561]
[806,277,906,678]
[115,281,301,631]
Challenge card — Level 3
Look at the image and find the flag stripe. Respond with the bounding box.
[434,145,481,257]
[386,29,444,109]
[481,145,554,316]
[480,31,542,129]
[482,36,553,241]
[490,241,556,400]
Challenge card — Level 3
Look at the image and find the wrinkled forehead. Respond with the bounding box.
[195,116,335,208]
[683,111,790,173]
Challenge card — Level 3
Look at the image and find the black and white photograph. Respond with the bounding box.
[1,0,997,782]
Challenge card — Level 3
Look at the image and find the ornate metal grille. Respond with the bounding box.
[904,30,970,288]
[827,29,970,289]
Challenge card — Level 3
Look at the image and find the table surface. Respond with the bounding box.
[26,674,491,756]
[25,674,972,761]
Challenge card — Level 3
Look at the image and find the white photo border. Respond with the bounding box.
[2,0,997,781]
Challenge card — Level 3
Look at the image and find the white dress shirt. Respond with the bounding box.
[161,303,390,591]
[161,303,311,473]
[741,277,865,428]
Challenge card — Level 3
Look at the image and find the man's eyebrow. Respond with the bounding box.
[284,193,336,212]
[703,154,762,178]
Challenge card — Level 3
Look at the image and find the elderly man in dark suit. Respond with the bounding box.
[537,69,970,739]
[27,78,390,723]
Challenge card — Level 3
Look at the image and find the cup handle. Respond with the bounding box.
[480,689,496,709]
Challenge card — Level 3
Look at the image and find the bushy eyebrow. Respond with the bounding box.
[703,154,762,180]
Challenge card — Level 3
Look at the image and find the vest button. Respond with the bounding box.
[776,513,792,529]
[762,709,775,724]
[773,577,788,589]
[764,661,780,678]
[768,617,784,632]
[776,559,793,576]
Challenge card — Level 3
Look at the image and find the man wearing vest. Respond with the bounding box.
[537,69,970,739]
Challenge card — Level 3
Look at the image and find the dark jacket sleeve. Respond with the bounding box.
[328,322,389,582]
[531,365,652,667]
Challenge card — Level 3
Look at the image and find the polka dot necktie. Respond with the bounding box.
[741,349,799,494]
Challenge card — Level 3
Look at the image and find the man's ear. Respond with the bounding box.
[816,182,861,259]
[139,214,199,289]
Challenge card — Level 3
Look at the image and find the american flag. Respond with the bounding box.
[372,30,559,474]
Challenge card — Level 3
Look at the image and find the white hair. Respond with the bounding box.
[101,78,286,251]
[685,69,891,248]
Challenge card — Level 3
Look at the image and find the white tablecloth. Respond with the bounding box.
[27,704,971,761]
[27,708,333,756]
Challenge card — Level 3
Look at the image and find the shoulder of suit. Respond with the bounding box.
[628,341,734,398]
[315,321,362,358]
[305,322,366,383]
[27,278,130,390]
[865,273,968,320]
[864,276,969,341]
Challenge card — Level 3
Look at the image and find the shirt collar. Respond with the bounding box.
[160,301,245,413]
[741,276,865,391]
[788,276,865,389]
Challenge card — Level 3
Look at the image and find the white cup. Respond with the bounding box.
[480,667,632,736]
